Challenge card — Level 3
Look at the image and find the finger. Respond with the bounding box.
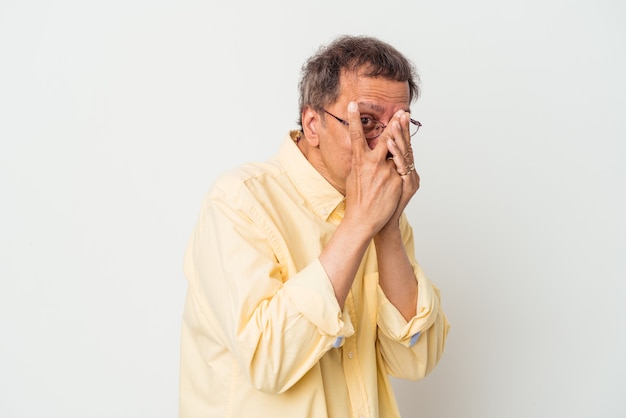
[347,101,368,159]
[387,119,413,169]
[386,139,413,175]
[380,111,405,160]
[391,111,411,158]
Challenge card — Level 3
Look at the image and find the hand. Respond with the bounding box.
[381,110,420,230]
[343,101,403,237]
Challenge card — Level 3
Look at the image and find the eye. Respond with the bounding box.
[360,116,377,131]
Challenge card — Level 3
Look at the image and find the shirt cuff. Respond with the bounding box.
[283,259,354,338]
[409,331,421,347]
[332,336,345,348]
[376,270,440,347]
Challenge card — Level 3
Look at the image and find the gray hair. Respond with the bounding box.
[297,35,420,128]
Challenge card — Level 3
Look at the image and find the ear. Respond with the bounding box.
[301,106,321,147]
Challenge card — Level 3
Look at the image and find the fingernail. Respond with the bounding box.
[395,109,404,118]
[348,102,358,112]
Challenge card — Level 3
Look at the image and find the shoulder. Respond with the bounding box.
[204,158,287,205]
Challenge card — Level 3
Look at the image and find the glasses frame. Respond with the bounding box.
[323,109,422,139]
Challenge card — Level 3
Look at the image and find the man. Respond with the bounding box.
[179,35,450,418]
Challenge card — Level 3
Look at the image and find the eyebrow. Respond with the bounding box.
[359,102,385,113]
[359,101,411,114]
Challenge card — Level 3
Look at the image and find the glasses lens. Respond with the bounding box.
[363,129,379,139]
[361,118,382,139]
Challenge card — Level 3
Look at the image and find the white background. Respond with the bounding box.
[1,0,624,417]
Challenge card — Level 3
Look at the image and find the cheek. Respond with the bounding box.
[328,136,351,156]
[323,136,353,176]
[339,141,353,164]
[328,145,352,177]
[366,138,377,150]
[340,151,354,177]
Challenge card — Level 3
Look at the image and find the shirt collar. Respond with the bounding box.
[278,131,345,222]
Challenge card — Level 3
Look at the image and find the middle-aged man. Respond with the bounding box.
[179,34,450,418]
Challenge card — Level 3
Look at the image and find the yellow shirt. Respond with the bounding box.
[179,132,450,418]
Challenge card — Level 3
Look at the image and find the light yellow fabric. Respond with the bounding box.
[179,132,450,418]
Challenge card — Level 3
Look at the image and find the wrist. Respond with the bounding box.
[374,220,402,244]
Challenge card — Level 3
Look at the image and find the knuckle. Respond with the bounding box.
[350,128,365,142]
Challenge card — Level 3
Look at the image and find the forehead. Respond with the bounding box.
[336,70,411,111]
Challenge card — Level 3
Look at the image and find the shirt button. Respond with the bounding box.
[347,351,354,359]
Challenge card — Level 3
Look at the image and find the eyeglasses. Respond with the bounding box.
[323,109,422,139]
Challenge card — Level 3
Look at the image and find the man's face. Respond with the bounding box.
[315,71,411,194]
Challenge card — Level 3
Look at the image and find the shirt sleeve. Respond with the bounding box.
[374,216,451,380]
[376,269,450,380]
[184,183,353,394]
